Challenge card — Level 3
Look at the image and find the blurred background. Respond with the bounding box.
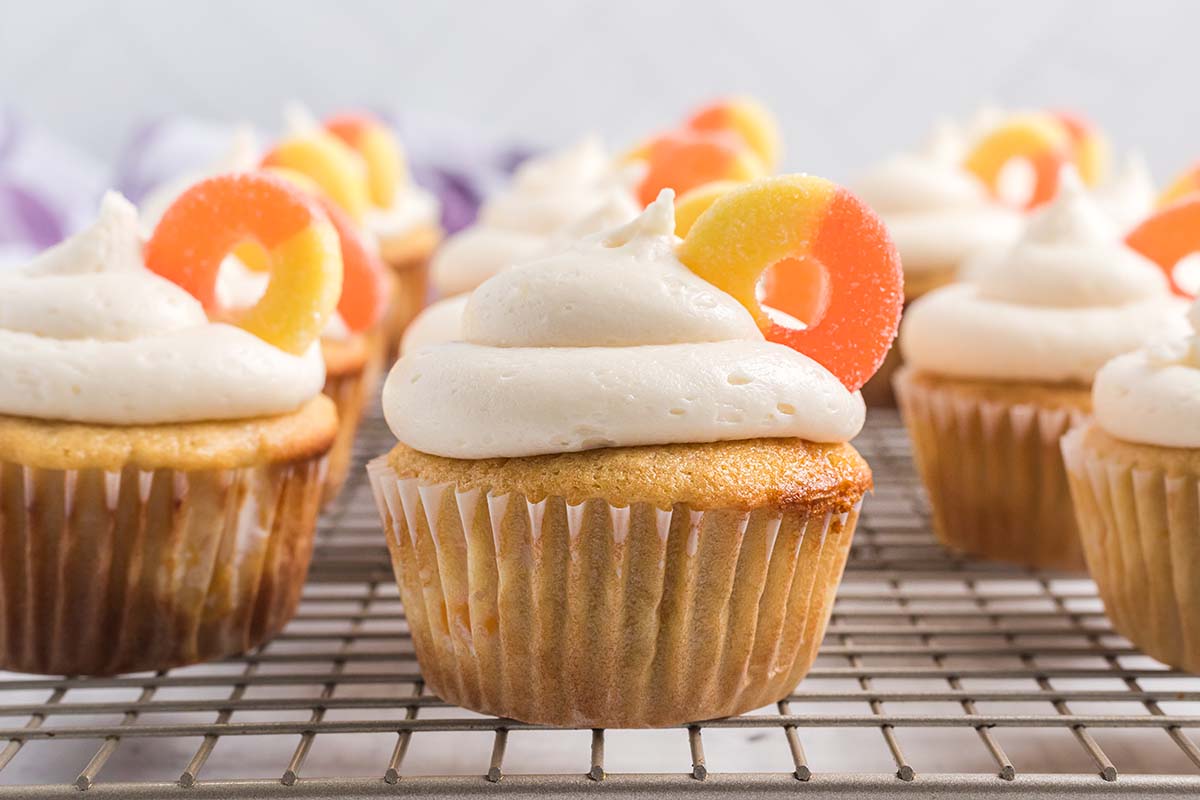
[1,0,1195,174]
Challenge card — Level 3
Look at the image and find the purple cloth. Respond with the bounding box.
[0,108,107,268]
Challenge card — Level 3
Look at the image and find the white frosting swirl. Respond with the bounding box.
[901,173,1190,383]
[384,195,865,459]
[0,193,325,424]
[430,137,641,296]
[1094,302,1200,447]
[853,123,1023,274]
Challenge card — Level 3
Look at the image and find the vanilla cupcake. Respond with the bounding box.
[0,193,336,675]
[1062,303,1200,669]
[406,138,640,352]
[368,190,886,727]
[895,173,1189,571]
[853,120,1023,404]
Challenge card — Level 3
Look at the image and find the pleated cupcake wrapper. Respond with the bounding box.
[368,458,861,728]
[321,331,386,507]
[382,255,431,359]
[0,454,327,675]
[895,371,1089,571]
[1061,430,1200,672]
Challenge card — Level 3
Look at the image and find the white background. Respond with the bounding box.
[1,0,1196,181]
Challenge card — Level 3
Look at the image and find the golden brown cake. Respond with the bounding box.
[373,438,869,727]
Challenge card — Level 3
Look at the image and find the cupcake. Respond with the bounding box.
[1062,300,1200,670]
[142,136,391,506]
[405,137,641,351]
[0,184,339,675]
[895,173,1189,571]
[853,119,1023,405]
[369,176,903,727]
[319,112,443,355]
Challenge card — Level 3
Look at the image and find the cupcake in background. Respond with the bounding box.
[404,137,642,352]
[405,97,782,354]
[370,176,902,726]
[1062,295,1200,671]
[0,179,339,675]
[895,170,1189,571]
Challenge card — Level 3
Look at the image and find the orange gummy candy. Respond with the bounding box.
[317,195,389,332]
[685,97,781,170]
[145,172,343,354]
[964,114,1073,210]
[1125,195,1200,297]
[325,112,406,209]
[1051,111,1109,186]
[636,130,765,207]
[677,175,903,391]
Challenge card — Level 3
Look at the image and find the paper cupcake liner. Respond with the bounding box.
[367,458,861,727]
[382,254,432,360]
[895,370,1088,571]
[0,454,326,675]
[321,332,386,506]
[1062,429,1200,672]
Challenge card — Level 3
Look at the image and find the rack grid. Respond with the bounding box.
[1,409,1199,798]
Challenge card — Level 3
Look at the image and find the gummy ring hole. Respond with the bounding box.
[1170,253,1200,297]
[755,256,830,331]
[995,158,1039,209]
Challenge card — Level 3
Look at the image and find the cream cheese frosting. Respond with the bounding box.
[384,194,865,459]
[0,193,325,425]
[901,172,1190,384]
[1093,300,1200,448]
[852,122,1023,274]
[1091,152,1155,230]
[429,137,641,297]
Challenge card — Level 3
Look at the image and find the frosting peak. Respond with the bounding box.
[0,193,325,425]
[385,199,864,458]
[969,170,1171,308]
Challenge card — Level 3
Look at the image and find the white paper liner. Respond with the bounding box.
[1062,428,1200,671]
[367,456,862,727]
[0,454,326,675]
[895,369,1089,571]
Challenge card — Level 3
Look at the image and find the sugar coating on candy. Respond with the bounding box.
[964,114,1072,210]
[262,133,371,221]
[1125,196,1200,298]
[677,175,903,391]
[686,97,782,170]
[673,180,743,237]
[325,113,406,209]
[636,131,765,207]
[145,172,343,354]
[1158,162,1200,208]
[1051,111,1109,186]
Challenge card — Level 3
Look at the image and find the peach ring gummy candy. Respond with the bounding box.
[1157,161,1200,208]
[262,132,372,222]
[325,112,406,209]
[677,175,903,392]
[963,113,1074,210]
[1051,111,1109,186]
[1125,195,1200,298]
[636,130,765,207]
[144,172,344,354]
[673,180,743,237]
[685,97,781,171]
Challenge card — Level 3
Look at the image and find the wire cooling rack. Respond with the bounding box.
[1,410,1198,799]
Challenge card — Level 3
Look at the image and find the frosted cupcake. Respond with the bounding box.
[405,138,640,351]
[141,140,391,506]
[369,176,903,727]
[896,173,1189,571]
[1062,300,1200,670]
[0,186,339,675]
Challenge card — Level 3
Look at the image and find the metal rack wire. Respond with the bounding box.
[1,410,1199,798]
